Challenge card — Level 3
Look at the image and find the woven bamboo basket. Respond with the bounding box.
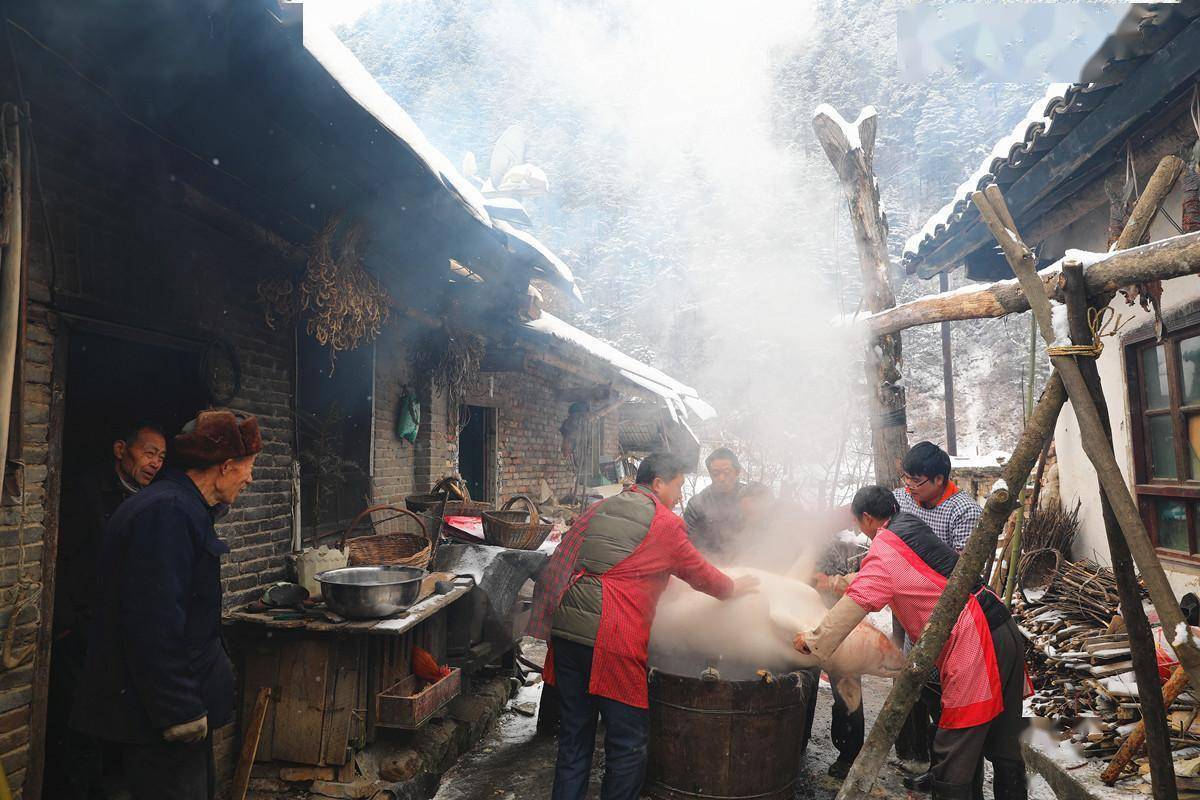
[405,476,492,516]
[341,505,433,568]
[482,495,553,550]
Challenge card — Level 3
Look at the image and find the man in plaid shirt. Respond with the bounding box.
[894,441,983,788]
[893,442,983,553]
[528,452,758,800]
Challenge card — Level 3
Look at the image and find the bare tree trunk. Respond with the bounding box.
[813,105,907,487]
[835,375,1068,800]
[859,230,1200,336]
[1063,260,1176,800]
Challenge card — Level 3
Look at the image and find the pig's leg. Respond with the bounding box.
[830,676,866,769]
[831,674,863,713]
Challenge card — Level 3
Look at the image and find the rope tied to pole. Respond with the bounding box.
[1045,306,1129,359]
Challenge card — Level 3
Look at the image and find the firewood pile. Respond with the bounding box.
[1017,559,1200,769]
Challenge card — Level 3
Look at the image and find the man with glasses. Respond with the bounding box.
[894,441,983,789]
[683,447,745,557]
[895,441,983,553]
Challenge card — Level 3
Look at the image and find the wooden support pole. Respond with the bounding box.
[1113,156,1185,252]
[231,687,272,800]
[1063,260,1175,799]
[860,229,1200,337]
[835,374,1068,800]
[814,105,907,487]
[939,271,957,455]
[971,188,1200,691]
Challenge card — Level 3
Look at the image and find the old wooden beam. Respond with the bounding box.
[232,687,273,800]
[1063,259,1175,800]
[862,229,1200,336]
[813,105,907,486]
[972,188,1200,690]
[836,374,1068,800]
[1114,156,1185,251]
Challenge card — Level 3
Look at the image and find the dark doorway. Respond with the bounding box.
[61,331,209,482]
[458,405,496,502]
[44,327,209,798]
[296,331,374,543]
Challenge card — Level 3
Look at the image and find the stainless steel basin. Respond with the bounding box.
[316,565,427,619]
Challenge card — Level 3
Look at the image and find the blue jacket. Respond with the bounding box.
[72,468,234,744]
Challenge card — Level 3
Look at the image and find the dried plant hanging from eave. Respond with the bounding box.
[257,214,392,373]
[411,329,485,425]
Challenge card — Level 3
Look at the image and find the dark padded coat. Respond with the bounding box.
[72,468,234,744]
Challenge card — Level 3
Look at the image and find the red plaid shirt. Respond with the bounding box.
[528,486,734,708]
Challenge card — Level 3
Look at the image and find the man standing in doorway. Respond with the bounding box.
[530,451,758,800]
[683,447,745,557]
[74,410,261,800]
[47,421,167,800]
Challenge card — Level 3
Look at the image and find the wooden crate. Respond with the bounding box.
[376,668,462,730]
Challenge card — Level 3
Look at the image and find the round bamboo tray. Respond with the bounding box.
[482,495,553,550]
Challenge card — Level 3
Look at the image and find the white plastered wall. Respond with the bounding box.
[1042,180,1200,598]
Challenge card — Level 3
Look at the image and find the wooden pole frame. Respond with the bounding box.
[833,156,1193,799]
[857,229,1200,337]
[1062,260,1175,799]
[970,187,1200,691]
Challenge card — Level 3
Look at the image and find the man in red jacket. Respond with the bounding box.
[529,451,758,800]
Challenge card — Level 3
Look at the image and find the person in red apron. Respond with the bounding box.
[528,451,758,800]
[795,485,1027,800]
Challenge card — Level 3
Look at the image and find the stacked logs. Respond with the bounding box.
[1017,560,1200,766]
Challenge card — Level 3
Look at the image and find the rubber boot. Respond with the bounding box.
[903,770,934,792]
[932,780,974,800]
[992,760,1028,800]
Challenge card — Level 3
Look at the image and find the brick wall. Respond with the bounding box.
[371,321,423,506]
[0,54,301,798]
[466,370,590,502]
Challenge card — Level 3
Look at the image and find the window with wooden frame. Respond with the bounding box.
[1127,318,1200,557]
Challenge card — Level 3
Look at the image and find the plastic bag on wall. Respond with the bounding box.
[398,388,420,444]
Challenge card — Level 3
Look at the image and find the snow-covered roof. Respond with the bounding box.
[494,220,585,304]
[901,1,1200,278]
[523,312,717,422]
[301,12,583,303]
[901,83,1075,265]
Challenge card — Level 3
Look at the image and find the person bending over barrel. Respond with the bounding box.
[794,485,1027,800]
[528,451,759,800]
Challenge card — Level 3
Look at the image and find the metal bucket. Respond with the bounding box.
[646,668,815,800]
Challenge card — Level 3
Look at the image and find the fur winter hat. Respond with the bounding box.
[173,409,263,468]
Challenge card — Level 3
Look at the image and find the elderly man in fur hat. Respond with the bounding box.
[72,410,262,800]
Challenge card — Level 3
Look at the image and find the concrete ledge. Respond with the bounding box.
[1022,735,1128,800]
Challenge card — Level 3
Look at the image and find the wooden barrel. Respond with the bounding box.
[646,669,815,800]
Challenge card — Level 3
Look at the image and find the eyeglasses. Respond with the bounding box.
[902,474,930,489]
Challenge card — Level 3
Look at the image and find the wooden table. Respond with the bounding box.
[223,577,474,767]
